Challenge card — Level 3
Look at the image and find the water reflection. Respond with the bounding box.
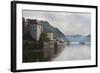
[52,44,91,61]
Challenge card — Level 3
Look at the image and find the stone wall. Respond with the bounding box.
[43,41,55,60]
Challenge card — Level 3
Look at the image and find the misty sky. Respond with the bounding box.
[23,10,91,35]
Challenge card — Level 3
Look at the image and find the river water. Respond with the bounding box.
[52,44,91,61]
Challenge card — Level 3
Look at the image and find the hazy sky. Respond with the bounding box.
[23,10,91,35]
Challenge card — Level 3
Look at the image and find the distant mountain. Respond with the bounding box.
[83,34,91,42]
[66,35,91,42]
[24,18,91,43]
[40,21,67,41]
[23,18,67,41]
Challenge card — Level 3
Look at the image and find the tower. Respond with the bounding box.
[26,19,43,41]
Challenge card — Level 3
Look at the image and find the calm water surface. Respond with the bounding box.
[53,44,91,61]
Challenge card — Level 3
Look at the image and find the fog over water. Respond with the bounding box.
[53,44,91,61]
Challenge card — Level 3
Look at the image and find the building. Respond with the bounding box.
[26,19,43,41]
[43,40,55,60]
[43,32,55,60]
[57,37,65,42]
[47,32,54,40]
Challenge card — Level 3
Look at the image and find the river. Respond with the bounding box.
[52,44,91,61]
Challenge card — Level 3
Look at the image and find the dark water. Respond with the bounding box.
[53,44,91,61]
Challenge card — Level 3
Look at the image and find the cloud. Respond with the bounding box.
[23,10,91,35]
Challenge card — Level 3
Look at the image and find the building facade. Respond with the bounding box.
[26,19,43,41]
[47,32,54,40]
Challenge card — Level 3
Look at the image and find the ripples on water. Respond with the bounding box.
[53,44,91,61]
